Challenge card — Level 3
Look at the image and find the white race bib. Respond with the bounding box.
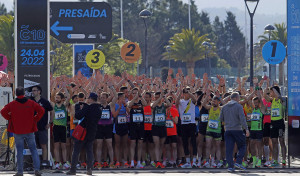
[101,110,110,120]
[144,115,152,124]
[182,113,191,123]
[166,120,174,128]
[133,114,143,123]
[266,107,271,116]
[201,114,209,122]
[208,119,219,129]
[155,114,165,123]
[251,112,261,121]
[55,110,66,120]
[272,108,280,117]
[247,113,252,122]
[118,116,127,124]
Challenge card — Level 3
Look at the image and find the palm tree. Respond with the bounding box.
[258,23,287,85]
[0,15,14,71]
[163,28,214,76]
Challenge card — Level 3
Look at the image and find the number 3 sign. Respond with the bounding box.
[262,40,286,65]
[86,49,105,69]
[120,42,141,63]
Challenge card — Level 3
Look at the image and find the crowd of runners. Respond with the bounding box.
[0,69,287,170]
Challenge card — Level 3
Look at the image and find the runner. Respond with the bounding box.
[264,85,287,168]
[164,96,179,168]
[51,87,71,170]
[142,92,155,167]
[151,91,171,168]
[111,92,130,168]
[202,90,224,168]
[176,87,198,168]
[127,87,147,168]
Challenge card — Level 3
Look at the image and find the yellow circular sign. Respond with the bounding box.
[120,42,141,63]
[86,49,105,69]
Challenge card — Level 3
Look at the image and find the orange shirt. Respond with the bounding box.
[144,105,152,131]
[70,115,76,130]
[166,107,179,136]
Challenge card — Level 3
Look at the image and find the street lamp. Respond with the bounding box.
[139,9,152,77]
[264,24,275,84]
[166,45,171,69]
[245,0,259,86]
[253,44,259,76]
[202,41,212,78]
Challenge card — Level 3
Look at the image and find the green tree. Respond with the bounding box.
[0,15,14,71]
[50,37,72,77]
[258,23,287,85]
[0,3,7,15]
[163,29,213,76]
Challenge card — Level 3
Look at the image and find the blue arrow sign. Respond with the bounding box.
[51,21,73,36]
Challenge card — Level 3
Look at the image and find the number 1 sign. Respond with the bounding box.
[262,40,286,65]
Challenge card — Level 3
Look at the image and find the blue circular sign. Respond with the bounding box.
[262,40,286,65]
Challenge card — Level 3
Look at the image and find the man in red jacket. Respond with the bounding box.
[1,87,45,176]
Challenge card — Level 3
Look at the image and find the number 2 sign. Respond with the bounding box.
[120,42,141,63]
[262,40,286,65]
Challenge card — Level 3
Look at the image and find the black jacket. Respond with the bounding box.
[75,103,102,141]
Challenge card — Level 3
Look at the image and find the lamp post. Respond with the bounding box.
[202,41,211,78]
[166,45,171,69]
[253,44,259,77]
[245,0,259,87]
[264,24,275,84]
[97,45,104,74]
[139,9,152,77]
[188,0,191,30]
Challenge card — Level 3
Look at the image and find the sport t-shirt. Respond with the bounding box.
[178,99,196,125]
[144,105,152,131]
[262,98,271,124]
[53,104,67,126]
[166,107,179,136]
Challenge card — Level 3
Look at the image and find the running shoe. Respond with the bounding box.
[124,162,130,168]
[181,162,192,168]
[142,161,146,167]
[166,162,173,168]
[93,161,99,169]
[103,162,109,168]
[217,161,223,168]
[227,168,235,172]
[172,163,177,168]
[242,161,248,168]
[81,162,87,169]
[150,162,156,168]
[256,159,262,168]
[136,163,144,169]
[211,162,217,168]
[203,161,210,168]
[115,162,121,168]
[109,163,115,169]
[234,163,246,170]
[192,162,197,168]
[76,163,81,170]
[55,162,62,170]
[156,162,162,168]
[264,161,271,167]
[130,162,135,169]
[63,162,70,170]
[197,161,202,168]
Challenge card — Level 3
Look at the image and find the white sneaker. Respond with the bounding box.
[197,161,202,168]
[203,161,210,168]
[63,162,70,170]
[211,162,217,168]
[181,163,192,168]
[130,163,135,168]
[136,163,144,169]
[76,163,81,169]
[264,161,271,167]
[192,162,197,168]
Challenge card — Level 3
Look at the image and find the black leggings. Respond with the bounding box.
[181,124,197,156]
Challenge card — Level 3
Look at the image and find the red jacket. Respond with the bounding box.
[0,97,45,134]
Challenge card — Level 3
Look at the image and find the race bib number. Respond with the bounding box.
[182,113,191,123]
[201,114,209,122]
[133,114,143,123]
[166,120,174,128]
[272,108,280,117]
[101,110,110,120]
[208,120,219,129]
[266,107,271,116]
[144,115,152,124]
[247,113,252,122]
[118,116,127,124]
[155,114,165,123]
[251,112,260,121]
[55,110,66,120]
